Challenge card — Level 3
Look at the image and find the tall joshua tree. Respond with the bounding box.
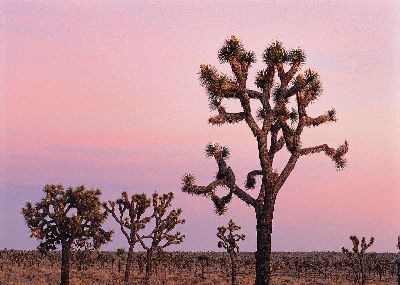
[136,192,185,279]
[103,192,151,282]
[181,36,348,285]
[22,184,112,285]
[217,219,245,285]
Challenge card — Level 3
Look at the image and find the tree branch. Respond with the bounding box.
[209,106,245,125]
[245,170,262,189]
[303,110,336,127]
[182,144,258,211]
[240,90,261,137]
[273,153,300,195]
[300,141,348,169]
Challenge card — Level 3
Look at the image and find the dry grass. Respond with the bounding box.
[0,251,397,285]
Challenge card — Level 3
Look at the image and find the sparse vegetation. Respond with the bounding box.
[0,250,398,285]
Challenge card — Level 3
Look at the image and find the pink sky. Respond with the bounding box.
[1,1,399,252]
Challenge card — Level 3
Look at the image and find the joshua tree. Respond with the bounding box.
[217,219,245,285]
[136,192,185,280]
[22,184,112,285]
[75,242,95,271]
[103,192,151,282]
[342,235,374,285]
[115,248,125,273]
[181,35,348,285]
[197,254,209,279]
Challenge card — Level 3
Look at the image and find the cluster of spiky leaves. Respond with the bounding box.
[262,41,305,65]
[217,219,245,254]
[205,142,230,159]
[21,184,112,252]
[342,236,374,256]
[218,35,256,66]
[183,36,349,215]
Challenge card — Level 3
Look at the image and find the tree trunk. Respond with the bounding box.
[229,252,237,285]
[396,259,400,285]
[145,248,153,277]
[124,242,135,282]
[60,242,71,285]
[255,212,272,285]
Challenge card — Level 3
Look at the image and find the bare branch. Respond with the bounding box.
[300,141,349,169]
[274,154,300,194]
[303,109,336,127]
[182,144,258,211]
[209,106,245,125]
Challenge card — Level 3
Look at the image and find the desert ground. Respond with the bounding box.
[0,250,397,285]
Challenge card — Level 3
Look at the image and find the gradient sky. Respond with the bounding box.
[1,1,399,252]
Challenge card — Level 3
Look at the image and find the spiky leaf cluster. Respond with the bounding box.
[263,41,287,64]
[205,142,230,159]
[199,64,232,110]
[304,69,323,100]
[218,35,256,66]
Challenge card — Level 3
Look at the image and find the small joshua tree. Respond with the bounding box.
[342,235,374,285]
[182,36,348,285]
[22,184,112,285]
[197,254,209,279]
[217,219,245,285]
[115,248,125,273]
[103,192,151,282]
[136,192,185,279]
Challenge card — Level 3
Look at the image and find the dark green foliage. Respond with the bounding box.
[21,184,112,252]
[287,48,306,64]
[21,184,112,285]
[205,142,230,159]
[218,35,256,66]
[263,41,287,64]
[304,69,323,99]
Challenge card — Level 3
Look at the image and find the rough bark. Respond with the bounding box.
[124,242,135,282]
[145,248,153,277]
[229,252,237,285]
[255,212,273,285]
[60,241,71,285]
[396,259,400,285]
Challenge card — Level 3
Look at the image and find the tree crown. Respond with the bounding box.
[182,36,349,214]
[22,184,112,251]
